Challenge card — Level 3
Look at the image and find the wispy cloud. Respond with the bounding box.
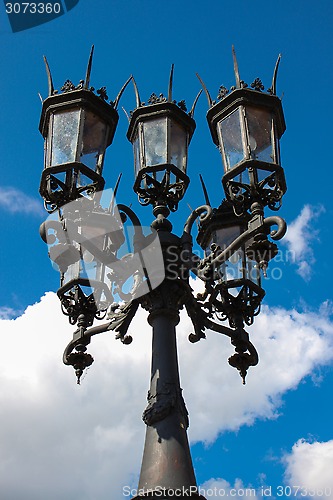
[0,186,43,216]
[283,204,325,281]
[0,306,22,320]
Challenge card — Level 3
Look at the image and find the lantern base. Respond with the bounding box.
[39,161,105,211]
[222,159,286,213]
[133,163,189,212]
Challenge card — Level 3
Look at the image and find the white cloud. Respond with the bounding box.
[284,439,333,497]
[283,204,325,281]
[0,186,43,216]
[0,282,332,498]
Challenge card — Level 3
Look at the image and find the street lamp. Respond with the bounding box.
[39,47,287,498]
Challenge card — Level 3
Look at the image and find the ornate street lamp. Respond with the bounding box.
[38,49,288,499]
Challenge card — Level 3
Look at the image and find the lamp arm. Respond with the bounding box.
[63,299,139,365]
[116,203,146,255]
[206,318,258,364]
[181,205,212,272]
[183,204,212,236]
[263,215,287,240]
[63,321,110,366]
[204,318,236,338]
[198,214,286,278]
[199,225,258,277]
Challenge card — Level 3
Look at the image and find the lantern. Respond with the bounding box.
[39,50,119,211]
[127,69,196,211]
[204,51,286,212]
[40,198,125,327]
[197,200,265,327]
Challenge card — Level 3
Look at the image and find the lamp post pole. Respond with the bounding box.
[38,46,287,499]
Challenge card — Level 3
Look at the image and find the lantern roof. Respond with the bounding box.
[197,46,286,146]
[127,65,200,144]
[39,46,131,143]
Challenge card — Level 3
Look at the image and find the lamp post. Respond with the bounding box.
[39,47,287,498]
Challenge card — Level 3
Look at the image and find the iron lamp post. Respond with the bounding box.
[39,47,287,498]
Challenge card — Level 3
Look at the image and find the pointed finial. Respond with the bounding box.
[196,73,213,107]
[168,64,174,102]
[270,53,282,95]
[122,106,130,122]
[131,76,141,108]
[84,45,94,90]
[232,45,241,89]
[43,55,54,96]
[189,89,202,118]
[113,75,132,110]
[109,173,122,214]
[199,174,211,207]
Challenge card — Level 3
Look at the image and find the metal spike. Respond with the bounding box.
[168,64,174,102]
[271,53,281,96]
[196,73,212,107]
[38,92,43,103]
[109,173,122,214]
[113,75,132,109]
[131,76,141,108]
[122,106,130,122]
[232,45,241,89]
[84,45,94,90]
[187,203,200,229]
[43,55,54,96]
[199,174,211,206]
[189,89,202,118]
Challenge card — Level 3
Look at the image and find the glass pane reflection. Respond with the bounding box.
[80,111,108,170]
[246,107,273,163]
[219,109,244,170]
[143,118,167,166]
[51,110,80,166]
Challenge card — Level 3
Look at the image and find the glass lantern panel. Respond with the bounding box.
[218,108,244,171]
[246,258,260,286]
[215,225,244,282]
[246,107,274,164]
[62,251,81,287]
[51,109,80,166]
[133,130,141,175]
[143,118,167,166]
[169,119,187,173]
[80,110,108,172]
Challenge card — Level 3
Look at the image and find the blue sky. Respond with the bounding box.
[0,0,333,498]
